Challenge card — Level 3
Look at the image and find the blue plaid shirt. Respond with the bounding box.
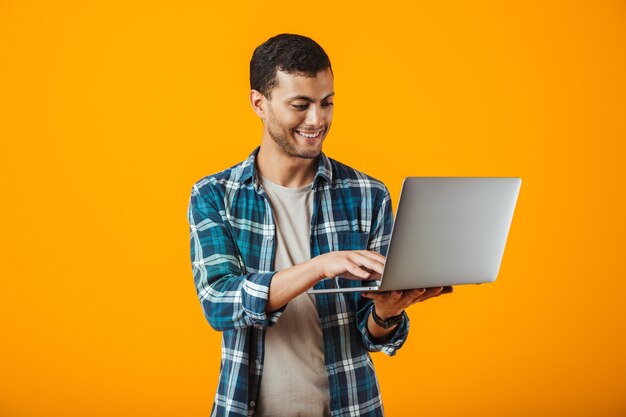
[188,147,410,417]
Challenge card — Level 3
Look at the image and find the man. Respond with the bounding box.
[188,33,452,417]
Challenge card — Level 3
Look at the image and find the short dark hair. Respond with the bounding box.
[250,33,333,98]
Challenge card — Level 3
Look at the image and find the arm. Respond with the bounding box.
[188,182,385,330]
[267,250,387,312]
[189,183,285,331]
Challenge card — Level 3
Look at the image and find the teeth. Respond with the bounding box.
[297,130,321,138]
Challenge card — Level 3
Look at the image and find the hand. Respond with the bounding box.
[362,286,453,320]
[313,250,386,281]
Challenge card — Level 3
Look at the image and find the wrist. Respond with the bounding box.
[309,257,326,283]
[371,306,404,329]
[373,305,403,321]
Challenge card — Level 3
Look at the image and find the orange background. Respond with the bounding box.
[1,1,625,416]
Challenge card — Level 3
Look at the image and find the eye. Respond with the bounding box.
[322,102,334,108]
[292,104,308,110]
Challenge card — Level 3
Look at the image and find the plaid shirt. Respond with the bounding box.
[188,147,410,417]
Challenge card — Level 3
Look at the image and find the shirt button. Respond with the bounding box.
[250,401,256,408]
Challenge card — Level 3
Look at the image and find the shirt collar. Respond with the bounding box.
[241,146,333,188]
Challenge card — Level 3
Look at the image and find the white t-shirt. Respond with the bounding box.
[255,174,330,417]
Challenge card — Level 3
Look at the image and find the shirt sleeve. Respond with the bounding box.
[188,182,285,331]
[355,184,410,356]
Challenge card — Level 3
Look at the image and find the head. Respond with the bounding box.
[250,34,334,160]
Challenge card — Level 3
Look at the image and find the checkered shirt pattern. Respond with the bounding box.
[188,147,410,417]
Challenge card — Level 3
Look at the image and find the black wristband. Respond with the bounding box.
[371,306,404,329]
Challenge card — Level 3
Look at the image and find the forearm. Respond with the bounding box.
[266,258,323,312]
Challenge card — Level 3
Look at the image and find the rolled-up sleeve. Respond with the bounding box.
[356,304,410,355]
[188,183,284,331]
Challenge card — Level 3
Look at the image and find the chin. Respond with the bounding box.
[270,131,324,160]
[290,148,321,160]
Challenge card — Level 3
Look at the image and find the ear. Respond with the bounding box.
[249,89,267,119]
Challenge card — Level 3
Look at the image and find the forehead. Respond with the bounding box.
[272,68,334,100]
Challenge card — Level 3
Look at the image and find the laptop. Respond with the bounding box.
[308,177,522,294]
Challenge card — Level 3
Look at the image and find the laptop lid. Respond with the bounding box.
[308,177,521,293]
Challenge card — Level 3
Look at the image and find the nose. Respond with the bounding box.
[305,105,323,128]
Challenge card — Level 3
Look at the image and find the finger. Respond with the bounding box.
[402,287,439,305]
[402,288,426,298]
[417,286,453,303]
[430,286,453,298]
[348,253,385,275]
[417,287,443,301]
[402,288,427,305]
[390,290,404,302]
[358,252,386,271]
[390,289,423,309]
[355,250,387,266]
[366,250,387,263]
[360,267,383,281]
[425,286,444,297]
[361,290,393,302]
[345,262,372,280]
[357,249,385,259]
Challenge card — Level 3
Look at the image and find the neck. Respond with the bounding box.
[256,143,318,188]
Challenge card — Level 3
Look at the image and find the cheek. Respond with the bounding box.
[284,113,304,128]
[272,112,300,129]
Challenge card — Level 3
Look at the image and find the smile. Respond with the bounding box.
[295,130,323,139]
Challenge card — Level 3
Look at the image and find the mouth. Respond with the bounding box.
[294,129,324,142]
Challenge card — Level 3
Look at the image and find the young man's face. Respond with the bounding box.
[262,68,334,160]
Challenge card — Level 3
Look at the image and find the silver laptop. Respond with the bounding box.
[308,177,522,294]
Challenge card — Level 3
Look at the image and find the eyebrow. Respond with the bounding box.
[287,92,335,102]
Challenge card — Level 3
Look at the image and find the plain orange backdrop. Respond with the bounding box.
[1,1,625,416]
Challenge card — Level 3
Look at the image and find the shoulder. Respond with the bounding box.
[190,157,252,200]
